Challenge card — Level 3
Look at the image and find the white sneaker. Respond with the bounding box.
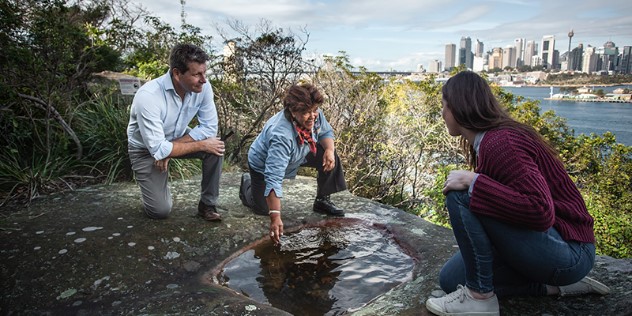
[425,285,499,316]
[559,276,610,296]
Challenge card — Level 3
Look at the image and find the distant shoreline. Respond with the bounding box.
[526,82,632,88]
[543,98,632,103]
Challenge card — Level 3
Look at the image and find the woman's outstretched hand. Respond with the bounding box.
[269,213,283,244]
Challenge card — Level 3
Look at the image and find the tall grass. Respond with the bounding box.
[0,108,77,206]
[74,96,132,183]
[0,146,77,206]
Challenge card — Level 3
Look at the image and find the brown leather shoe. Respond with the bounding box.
[197,201,221,222]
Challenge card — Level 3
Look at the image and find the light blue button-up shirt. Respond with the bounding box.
[248,110,334,198]
[126,70,218,160]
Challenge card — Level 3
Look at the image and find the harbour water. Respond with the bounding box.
[504,85,632,147]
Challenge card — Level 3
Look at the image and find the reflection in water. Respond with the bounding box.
[217,222,414,316]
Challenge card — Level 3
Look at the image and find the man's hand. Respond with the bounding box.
[269,213,283,245]
[154,158,170,173]
[200,137,225,156]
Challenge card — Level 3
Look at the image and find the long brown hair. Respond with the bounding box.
[442,71,558,168]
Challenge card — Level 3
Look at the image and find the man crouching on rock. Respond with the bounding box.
[127,43,225,221]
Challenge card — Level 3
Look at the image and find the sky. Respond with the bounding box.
[132,0,632,72]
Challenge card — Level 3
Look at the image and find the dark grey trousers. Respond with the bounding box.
[129,147,223,219]
[240,144,347,215]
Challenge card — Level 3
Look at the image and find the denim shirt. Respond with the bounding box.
[126,70,218,160]
[248,109,334,198]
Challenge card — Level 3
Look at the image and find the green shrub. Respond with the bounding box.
[0,100,78,204]
[0,145,76,204]
[416,164,459,228]
[74,96,132,183]
[584,193,632,258]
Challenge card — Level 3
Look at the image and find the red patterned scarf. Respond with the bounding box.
[294,122,317,154]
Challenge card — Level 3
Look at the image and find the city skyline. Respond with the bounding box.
[133,0,632,72]
[440,32,630,74]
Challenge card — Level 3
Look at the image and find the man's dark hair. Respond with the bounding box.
[169,43,209,74]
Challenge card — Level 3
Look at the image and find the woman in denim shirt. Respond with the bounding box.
[239,83,347,244]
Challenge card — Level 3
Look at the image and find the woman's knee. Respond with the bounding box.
[445,190,469,208]
[445,190,471,218]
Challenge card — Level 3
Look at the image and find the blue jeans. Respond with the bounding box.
[439,190,595,297]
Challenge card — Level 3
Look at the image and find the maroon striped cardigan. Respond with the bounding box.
[470,128,595,243]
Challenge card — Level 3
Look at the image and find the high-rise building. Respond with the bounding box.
[473,56,487,72]
[429,59,442,73]
[459,36,473,69]
[514,38,525,67]
[569,43,583,71]
[475,39,484,58]
[445,43,456,71]
[596,41,619,73]
[621,46,632,74]
[503,46,516,68]
[582,45,598,74]
[541,35,555,69]
[489,47,503,70]
[524,40,536,66]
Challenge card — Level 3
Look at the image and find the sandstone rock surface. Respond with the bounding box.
[1,172,630,315]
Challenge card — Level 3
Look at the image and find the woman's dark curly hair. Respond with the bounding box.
[283,83,324,121]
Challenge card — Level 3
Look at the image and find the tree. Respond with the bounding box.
[310,54,458,214]
[0,0,123,201]
[210,19,310,164]
[0,0,212,202]
[311,53,388,198]
[1,0,120,153]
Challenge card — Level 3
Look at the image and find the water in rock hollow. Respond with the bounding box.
[216,220,415,315]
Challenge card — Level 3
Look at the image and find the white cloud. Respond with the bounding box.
[133,0,632,71]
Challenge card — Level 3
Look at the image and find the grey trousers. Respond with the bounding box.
[129,148,223,219]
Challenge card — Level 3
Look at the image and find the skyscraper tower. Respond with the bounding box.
[475,39,484,57]
[524,40,536,66]
[459,36,473,69]
[567,29,574,71]
[503,46,516,68]
[514,38,525,67]
[445,43,456,71]
[490,47,503,70]
[541,35,556,69]
[622,46,632,74]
